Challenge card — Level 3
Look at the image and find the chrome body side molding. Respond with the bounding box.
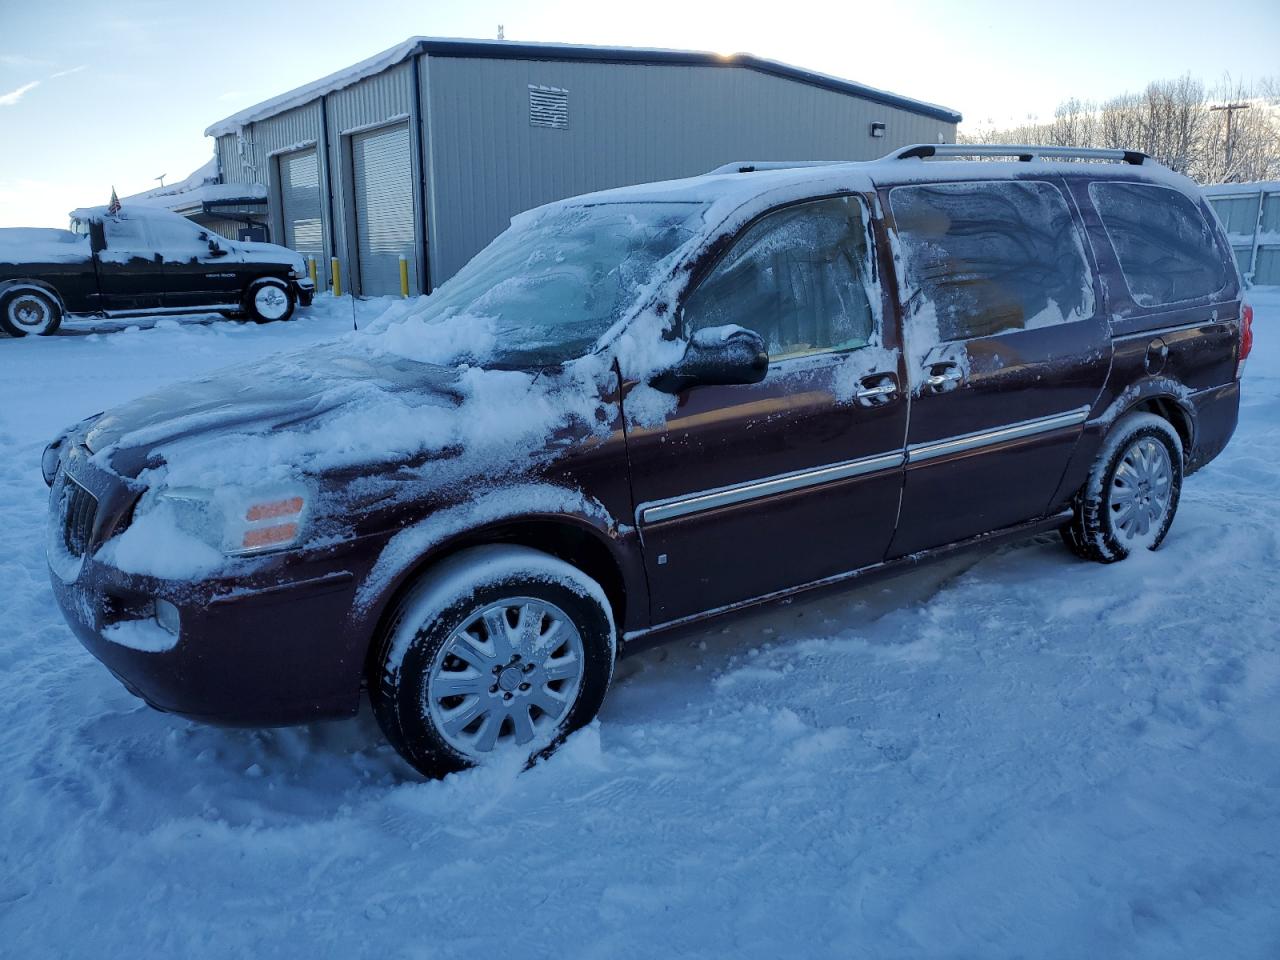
[906,407,1090,464]
[637,451,905,525]
[637,407,1092,526]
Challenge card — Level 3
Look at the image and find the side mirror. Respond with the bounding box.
[208,239,228,257]
[651,325,769,393]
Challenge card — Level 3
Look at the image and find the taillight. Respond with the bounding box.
[1238,303,1253,379]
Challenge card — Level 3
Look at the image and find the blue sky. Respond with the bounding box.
[1,0,1277,227]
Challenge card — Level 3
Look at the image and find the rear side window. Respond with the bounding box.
[890,180,1095,341]
[1089,181,1228,307]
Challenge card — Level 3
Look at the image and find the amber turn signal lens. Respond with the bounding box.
[245,496,304,522]
[242,522,299,549]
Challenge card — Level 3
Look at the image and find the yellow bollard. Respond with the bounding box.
[307,257,317,286]
[331,258,341,298]
[399,255,409,298]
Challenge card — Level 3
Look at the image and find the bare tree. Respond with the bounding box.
[963,73,1280,184]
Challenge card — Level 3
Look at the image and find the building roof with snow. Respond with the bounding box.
[120,158,266,216]
[206,37,962,137]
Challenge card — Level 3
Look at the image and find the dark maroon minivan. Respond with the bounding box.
[45,144,1249,777]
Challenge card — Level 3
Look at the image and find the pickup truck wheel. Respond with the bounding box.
[244,279,294,323]
[369,545,616,779]
[1062,412,1183,563]
[1,289,62,337]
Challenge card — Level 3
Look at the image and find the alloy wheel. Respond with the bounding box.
[1108,436,1174,547]
[425,596,586,760]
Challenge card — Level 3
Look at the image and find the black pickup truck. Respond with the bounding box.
[0,205,314,337]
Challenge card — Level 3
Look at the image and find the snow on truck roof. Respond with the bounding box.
[205,36,962,138]
[67,204,214,223]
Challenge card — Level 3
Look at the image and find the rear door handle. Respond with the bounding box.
[925,368,963,389]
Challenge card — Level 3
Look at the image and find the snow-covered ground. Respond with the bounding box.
[1,293,1278,957]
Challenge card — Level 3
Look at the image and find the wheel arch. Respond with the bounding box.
[1094,377,1198,464]
[354,505,640,680]
[0,278,67,314]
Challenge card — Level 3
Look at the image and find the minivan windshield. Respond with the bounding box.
[402,201,706,366]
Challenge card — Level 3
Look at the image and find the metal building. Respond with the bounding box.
[1204,181,1280,286]
[206,38,962,297]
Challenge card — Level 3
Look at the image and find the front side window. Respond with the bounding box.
[101,215,151,253]
[891,180,1095,341]
[145,215,211,260]
[1090,181,1228,307]
[683,196,878,360]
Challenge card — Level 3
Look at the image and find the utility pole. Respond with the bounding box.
[154,173,166,188]
[1209,101,1251,177]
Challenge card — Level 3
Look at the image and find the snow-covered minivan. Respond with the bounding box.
[43,144,1249,778]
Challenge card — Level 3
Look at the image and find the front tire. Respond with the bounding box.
[1,288,62,337]
[243,278,294,323]
[369,545,616,779]
[1062,412,1183,563]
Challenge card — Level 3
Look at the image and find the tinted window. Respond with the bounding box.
[891,180,1095,341]
[684,196,877,359]
[1090,181,1228,307]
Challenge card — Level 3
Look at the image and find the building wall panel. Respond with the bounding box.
[422,56,953,283]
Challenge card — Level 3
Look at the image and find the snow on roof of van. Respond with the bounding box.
[531,152,1198,223]
[204,37,962,138]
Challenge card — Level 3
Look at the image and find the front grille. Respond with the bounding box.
[61,476,99,558]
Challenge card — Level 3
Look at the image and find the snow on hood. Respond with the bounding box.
[235,239,305,272]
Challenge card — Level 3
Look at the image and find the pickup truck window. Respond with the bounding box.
[145,216,212,258]
[101,216,151,260]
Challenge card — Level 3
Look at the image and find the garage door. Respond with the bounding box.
[279,148,327,287]
[352,123,418,296]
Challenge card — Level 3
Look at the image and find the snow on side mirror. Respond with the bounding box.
[208,239,228,258]
[650,324,769,393]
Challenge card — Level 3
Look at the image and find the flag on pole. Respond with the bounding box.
[107,187,121,215]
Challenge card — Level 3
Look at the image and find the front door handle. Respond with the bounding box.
[855,373,899,406]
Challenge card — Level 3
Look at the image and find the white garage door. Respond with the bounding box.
[279,148,326,286]
[352,123,417,296]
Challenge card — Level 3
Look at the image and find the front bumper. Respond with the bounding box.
[48,447,371,726]
[293,277,316,307]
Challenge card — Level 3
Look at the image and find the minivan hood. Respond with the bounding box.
[85,342,461,479]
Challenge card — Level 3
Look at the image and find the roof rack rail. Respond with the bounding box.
[704,160,848,176]
[891,143,1151,166]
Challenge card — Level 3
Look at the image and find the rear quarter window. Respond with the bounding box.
[1088,181,1229,307]
[890,180,1095,342]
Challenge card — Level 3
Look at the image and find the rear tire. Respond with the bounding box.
[1,288,62,337]
[1062,412,1183,563]
[243,278,294,324]
[368,545,616,779]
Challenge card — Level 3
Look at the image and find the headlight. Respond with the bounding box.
[42,440,63,486]
[136,483,310,556]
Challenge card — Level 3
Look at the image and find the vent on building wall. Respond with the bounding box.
[529,85,569,129]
